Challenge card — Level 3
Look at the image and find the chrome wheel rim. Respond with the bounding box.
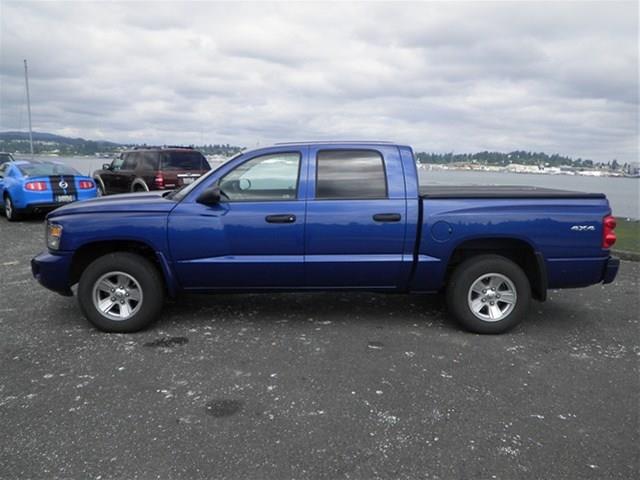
[92,271,143,321]
[467,273,517,322]
[5,197,12,218]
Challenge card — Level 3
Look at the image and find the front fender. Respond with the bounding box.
[53,212,170,254]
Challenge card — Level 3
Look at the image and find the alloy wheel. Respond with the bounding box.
[92,271,143,321]
[467,273,517,322]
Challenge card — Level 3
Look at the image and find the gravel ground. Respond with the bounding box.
[1,216,638,479]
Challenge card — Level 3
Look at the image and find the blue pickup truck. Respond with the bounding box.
[31,141,619,334]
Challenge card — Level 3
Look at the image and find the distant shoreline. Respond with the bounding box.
[418,163,640,179]
[15,153,640,179]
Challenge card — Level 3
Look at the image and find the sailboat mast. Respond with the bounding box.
[23,59,34,156]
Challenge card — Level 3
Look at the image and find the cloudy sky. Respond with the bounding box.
[0,1,638,162]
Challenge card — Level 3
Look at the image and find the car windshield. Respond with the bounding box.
[18,163,80,177]
[161,151,209,171]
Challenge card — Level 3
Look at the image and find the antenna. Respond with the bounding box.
[23,59,34,157]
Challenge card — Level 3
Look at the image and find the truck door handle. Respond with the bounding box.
[373,213,402,222]
[265,214,296,224]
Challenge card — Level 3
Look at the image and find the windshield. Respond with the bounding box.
[169,152,244,201]
[161,151,209,171]
[18,163,80,177]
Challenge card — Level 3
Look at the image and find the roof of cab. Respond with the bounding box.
[273,140,409,148]
[235,141,413,160]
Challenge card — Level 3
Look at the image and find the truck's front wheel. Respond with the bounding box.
[446,255,530,334]
[77,252,164,332]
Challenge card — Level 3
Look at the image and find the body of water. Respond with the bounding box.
[21,155,640,219]
[420,169,639,219]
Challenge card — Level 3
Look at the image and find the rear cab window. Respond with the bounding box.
[315,150,387,199]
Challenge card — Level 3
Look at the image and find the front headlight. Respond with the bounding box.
[47,223,63,250]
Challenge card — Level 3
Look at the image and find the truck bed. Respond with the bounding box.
[419,185,606,199]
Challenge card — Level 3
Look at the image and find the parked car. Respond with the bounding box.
[32,141,619,334]
[0,152,15,165]
[92,146,210,195]
[0,160,98,221]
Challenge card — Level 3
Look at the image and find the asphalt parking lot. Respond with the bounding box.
[1,216,638,479]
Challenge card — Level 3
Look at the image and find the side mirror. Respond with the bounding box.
[196,186,221,205]
[103,163,112,170]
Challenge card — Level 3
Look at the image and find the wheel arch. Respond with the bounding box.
[69,239,178,296]
[131,178,149,192]
[92,174,106,193]
[446,237,547,301]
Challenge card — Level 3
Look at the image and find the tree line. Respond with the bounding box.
[2,135,633,172]
[415,151,633,171]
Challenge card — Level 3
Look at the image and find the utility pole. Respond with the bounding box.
[23,59,34,157]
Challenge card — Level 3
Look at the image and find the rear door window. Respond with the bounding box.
[121,153,138,170]
[139,152,159,171]
[161,151,208,171]
[316,150,387,199]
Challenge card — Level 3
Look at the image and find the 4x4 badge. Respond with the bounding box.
[570,225,595,231]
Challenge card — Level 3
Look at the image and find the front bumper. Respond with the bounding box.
[602,256,620,284]
[31,251,74,296]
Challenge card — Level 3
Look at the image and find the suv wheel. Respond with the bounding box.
[446,255,531,334]
[132,182,147,192]
[77,252,164,332]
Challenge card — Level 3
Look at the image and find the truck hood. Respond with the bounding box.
[48,191,177,218]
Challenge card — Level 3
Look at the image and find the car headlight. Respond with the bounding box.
[47,223,63,250]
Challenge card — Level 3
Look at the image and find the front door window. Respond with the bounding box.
[218,152,300,201]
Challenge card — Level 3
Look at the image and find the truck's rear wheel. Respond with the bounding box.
[77,252,164,332]
[446,255,530,334]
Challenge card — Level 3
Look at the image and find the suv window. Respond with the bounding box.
[218,152,300,202]
[139,152,159,171]
[316,150,387,199]
[110,155,125,171]
[121,153,138,170]
[161,151,208,171]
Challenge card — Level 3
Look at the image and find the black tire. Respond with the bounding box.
[4,194,21,221]
[446,254,531,334]
[132,182,147,192]
[77,252,164,333]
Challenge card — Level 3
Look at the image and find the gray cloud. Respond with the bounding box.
[0,0,637,162]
